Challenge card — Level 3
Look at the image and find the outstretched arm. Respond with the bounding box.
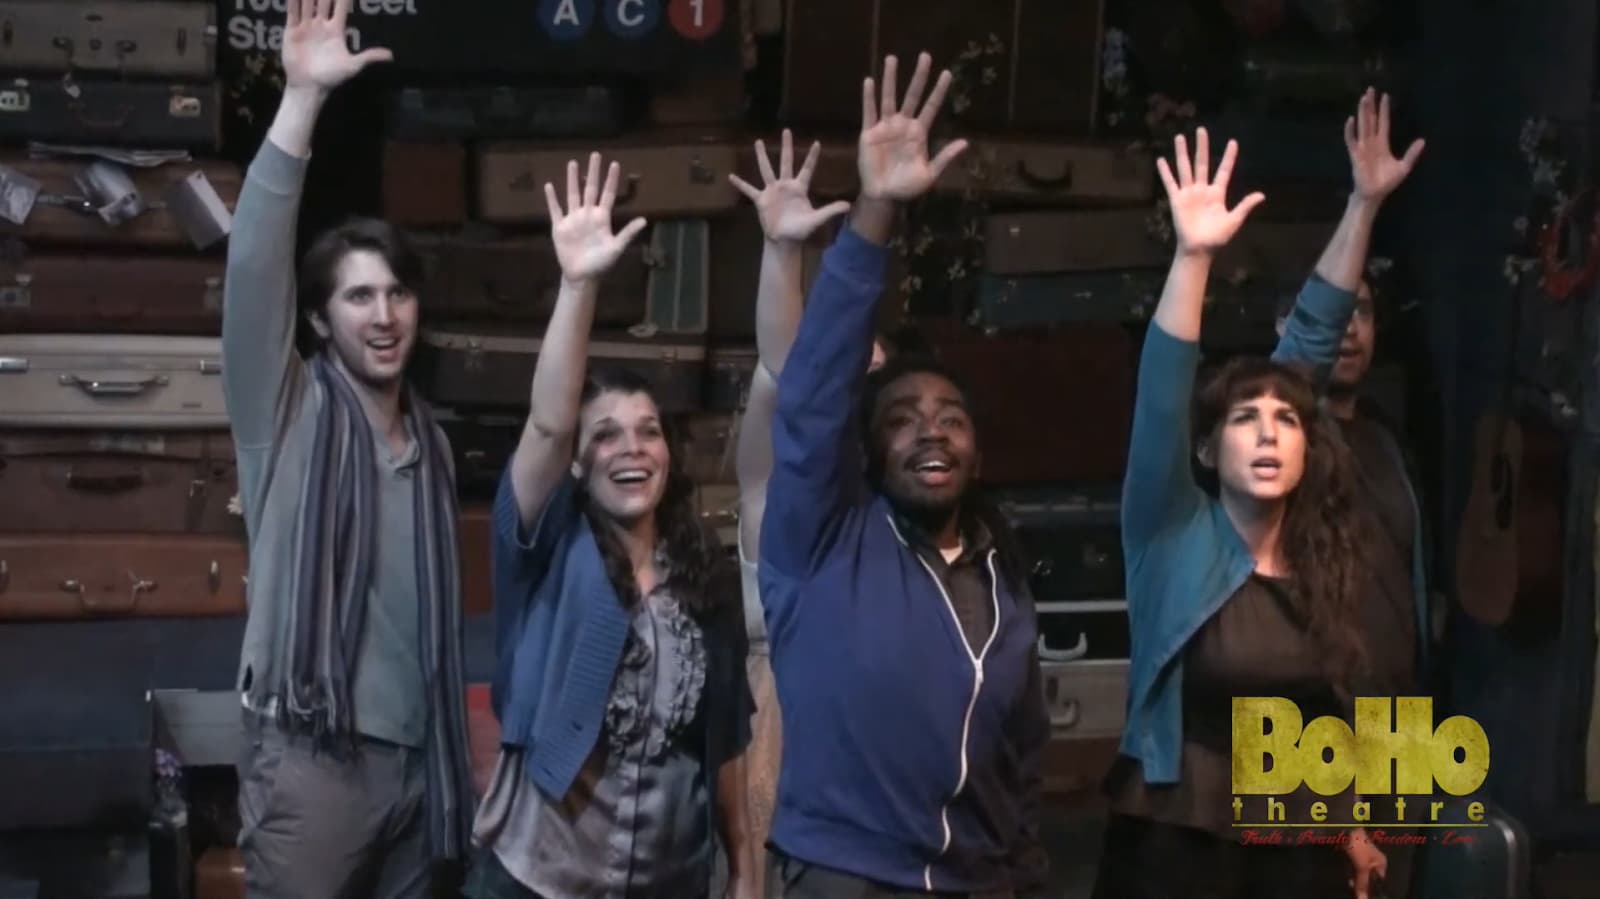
[760,52,967,602]
[498,154,648,558]
[728,131,852,564]
[1276,88,1424,377]
[222,0,391,452]
[1125,131,1264,550]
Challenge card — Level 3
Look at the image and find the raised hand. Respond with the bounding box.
[858,53,969,201]
[1346,88,1425,202]
[729,130,852,243]
[1158,128,1264,256]
[545,153,649,284]
[282,0,392,91]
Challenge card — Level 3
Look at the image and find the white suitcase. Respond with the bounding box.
[0,334,226,429]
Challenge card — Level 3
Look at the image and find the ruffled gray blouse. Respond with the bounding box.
[473,569,713,898]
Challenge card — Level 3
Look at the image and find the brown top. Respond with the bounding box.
[1107,574,1350,836]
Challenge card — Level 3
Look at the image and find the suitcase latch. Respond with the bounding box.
[0,85,28,114]
[169,93,201,119]
[203,275,222,311]
[464,338,485,371]
[0,272,29,308]
[198,359,221,375]
[0,355,27,373]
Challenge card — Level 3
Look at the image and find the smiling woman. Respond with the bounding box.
[460,151,755,899]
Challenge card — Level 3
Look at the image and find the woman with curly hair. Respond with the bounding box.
[463,153,755,899]
[1092,127,1389,899]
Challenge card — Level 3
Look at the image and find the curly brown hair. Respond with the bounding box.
[576,367,728,618]
[1191,355,1370,697]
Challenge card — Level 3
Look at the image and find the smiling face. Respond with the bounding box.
[576,388,671,525]
[308,248,418,393]
[1204,389,1308,504]
[868,370,980,522]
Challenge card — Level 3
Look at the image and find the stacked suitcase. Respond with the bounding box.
[0,3,240,895]
[0,0,246,624]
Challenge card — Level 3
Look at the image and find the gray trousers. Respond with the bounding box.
[237,710,431,899]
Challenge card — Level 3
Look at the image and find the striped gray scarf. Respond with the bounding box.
[279,352,473,860]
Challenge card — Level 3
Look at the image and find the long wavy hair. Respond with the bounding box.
[1191,356,1369,693]
[577,367,726,617]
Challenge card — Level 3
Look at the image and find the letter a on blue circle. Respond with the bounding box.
[539,0,596,42]
[604,0,661,39]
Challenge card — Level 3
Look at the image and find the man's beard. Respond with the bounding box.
[883,474,965,538]
[1326,375,1360,399]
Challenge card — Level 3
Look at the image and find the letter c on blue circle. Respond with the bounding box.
[538,0,596,42]
[604,0,661,39]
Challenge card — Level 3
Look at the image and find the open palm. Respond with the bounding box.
[545,153,648,283]
[282,0,392,90]
[857,53,968,201]
[729,130,851,242]
[1347,88,1425,201]
[1159,129,1264,255]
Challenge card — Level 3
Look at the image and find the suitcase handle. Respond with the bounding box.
[65,467,145,493]
[1016,158,1074,192]
[62,571,154,614]
[1037,631,1089,662]
[70,101,134,131]
[59,374,168,396]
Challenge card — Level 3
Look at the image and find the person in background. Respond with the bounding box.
[1276,87,1428,897]
[758,52,1051,898]
[224,1,474,896]
[725,128,885,894]
[463,150,756,899]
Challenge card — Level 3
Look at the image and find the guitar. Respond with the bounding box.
[1455,252,1572,638]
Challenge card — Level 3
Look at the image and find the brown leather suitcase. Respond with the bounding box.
[416,327,706,413]
[936,137,1154,204]
[475,136,741,224]
[985,210,1169,276]
[435,407,522,502]
[921,322,1136,484]
[649,71,748,127]
[414,232,649,328]
[0,533,247,620]
[1212,219,1335,290]
[0,155,240,249]
[0,252,223,335]
[0,429,238,535]
[381,142,467,227]
[0,0,217,79]
[781,0,1103,135]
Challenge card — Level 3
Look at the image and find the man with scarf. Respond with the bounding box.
[223,1,473,896]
